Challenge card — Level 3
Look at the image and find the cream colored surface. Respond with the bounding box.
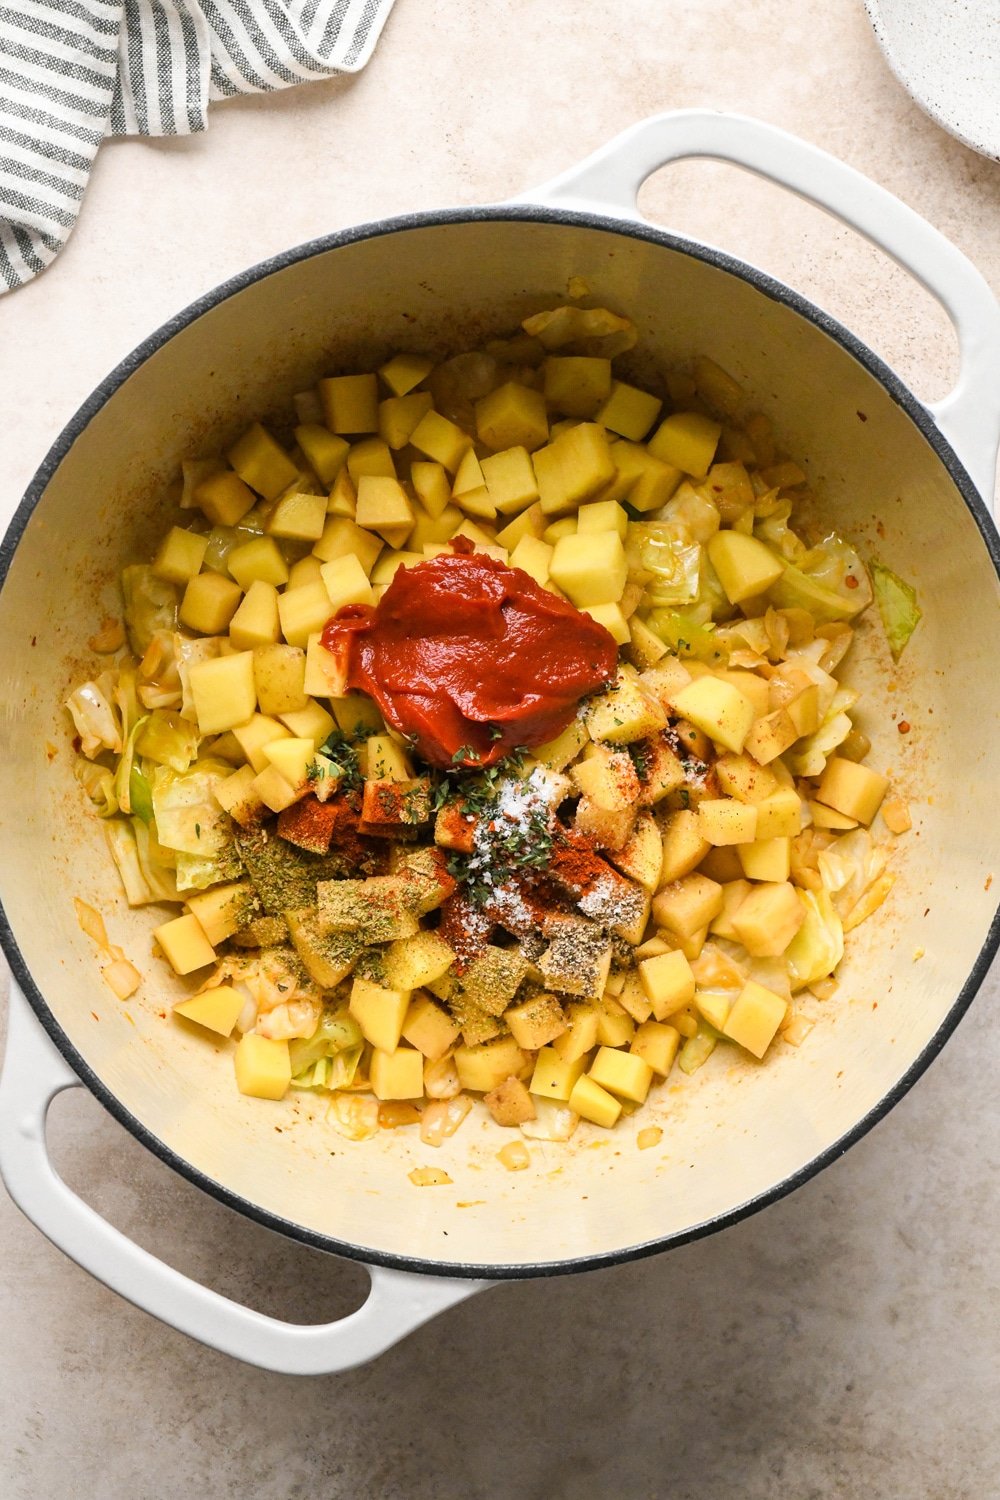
[1,0,999,1494]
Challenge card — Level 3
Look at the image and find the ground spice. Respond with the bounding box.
[438,893,495,973]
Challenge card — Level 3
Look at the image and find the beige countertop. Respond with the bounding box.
[2,2,998,1496]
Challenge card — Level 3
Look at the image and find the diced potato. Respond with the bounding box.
[670,677,755,754]
[454,1036,529,1093]
[723,980,787,1058]
[262,736,314,788]
[731,881,805,956]
[379,391,434,450]
[617,970,653,1023]
[707,531,785,604]
[188,652,256,734]
[154,913,216,974]
[193,469,257,526]
[173,985,245,1038]
[284,910,361,987]
[659,809,711,884]
[409,460,453,520]
[370,1045,424,1101]
[533,717,588,771]
[153,527,209,584]
[576,499,628,539]
[630,1020,680,1078]
[227,423,298,501]
[506,992,567,1051]
[568,1073,621,1128]
[484,1077,536,1127]
[589,1046,653,1104]
[583,602,630,644]
[232,713,290,772]
[229,580,281,650]
[179,573,242,635]
[697,798,758,846]
[364,734,412,781]
[185,881,252,946]
[714,753,779,805]
[462,947,529,1017]
[294,424,349,486]
[653,874,723,939]
[694,989,732,1031]
[713,669,770,720]
[347,437,396,482]
[607,812,663,892]
[700,845,746,884]
[213,763,266,828]
[313,514,383,573]
[401,994,461,1060]
[476,382,548,453]
[331,691,383,736]
[709,879,752,941]
[349,977,411,1053]
[379,352,433,397]
[570,745,639,810]
[279,697,335,748]
[755,787,803,839]
[508,534,553,585]
[327,466,357,517]
[320,373,379,434]
[542,517,576,544]
[744,709,799,765]
[543,356,611,417]
[647,411,721,477]
[253,643,307,716]
[550,1001,600,1062]
[320,553,376,615]
[534,423,615,515]
[234,1033,291,1100]
[626,617,669,670]
[355,475,415,547]
[594,994,636,1047]
[530,1047,587,1101]
[816,757,889,825]
[409,504,463,551]
[252,764,302,814]
[602,441,682,512]
[574,796,637,853]
[587,667,667,744]
[226,536,288,591]
[639,948,696,1020]
[738,837,791,883]
[277,581,334,648]
[410,409,472,472]
[596,380,663,441]
[265,486,327,543]
[481,446,540,516]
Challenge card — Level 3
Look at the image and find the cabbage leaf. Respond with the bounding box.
[871,562,921,660]
[121,566,177,655]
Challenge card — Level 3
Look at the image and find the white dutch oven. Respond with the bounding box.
[1,112,999,1377]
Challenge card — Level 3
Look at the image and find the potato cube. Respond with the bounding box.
[508,534,553,585]
[574,797,637,853]
[224,536,285,591]
[576,499,628,538]
[317,553,375,616]
[231,713,289,772]
[214,763,266,828]
[602,441,682,512]
[543,356,611,418]
[596,380,663,441]
[252,764,302,814]
[658,810,711,884]
[571,745,639,810]
[744,709,799,766]
[550,1001,600,1062]
[261,486,325,544]
[401,994,461,1060]
[326,466,357,517]
[586,668,667,744]
[816,756,889,826]
[313,515,382,574]
[529,1047,587,1101]
[583,602,630,645]
[698,798,758,846]
[671,676,755,755]
[278,697,335,748]
[594,994,636,1047]
[193,469,257,526]
[277,581,334,648]
[364,734,411,781]
[653,874,723,939]
[454,1036,529,1093]
[647,411,721,477]
[709,878,752,940]
[234,1033,291,1100]
[533,717,589,771]
[331,691,382,737]
[484,1077,536,1127]
[294,423,349,486]
[634,738,686,806]
[568,1073,621,1128]
[319,373,378,435]
[616,970,652,1023]
[347,437,396,483]
[625,618,669,671]
[755,787,803,840]
[589,1046,653,1104]
[379,352,433,397]
[185,880,252,946]
[174,985,245,1038]
[153,527,209,584]
[188,652,256,734]
[723,979,787,1058]
[480,446,539,517]
[630,1020,680,1078]
[227,423,298,501]
[809,800,859,831]
[713,669,770,720]
[370,1045,424,1101]
[714,753,779,804]
[252,643,307,717]
[379,391,433,450]
[535,423,615,515]
[263,736,314,788]
[179,572,242,635]
[738,837,791,883]
[542,517,576,544]
[227,579,279,651]
[506,992,567,1051]
[462,946,529,1017]
[154,913,216,974]
[407,461,451,520]
[608,812,663,893]
[349,977,411,1052]
[354,475,414,548]
[409,409,471,472]
[731,881,804,957]
[639,948,696,1020]
[476,382,548,453]
[707,531,785,604]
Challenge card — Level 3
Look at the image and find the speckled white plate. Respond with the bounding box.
[866,0,1000,161]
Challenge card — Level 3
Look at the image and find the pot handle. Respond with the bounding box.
[0,982,486,1375]
[521,109,1000,510]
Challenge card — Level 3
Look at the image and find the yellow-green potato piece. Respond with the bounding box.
[355,475,415,547]
[596,380,663,441]
[670,676,755,755]
[582,602,630,645]
[294,424,349,486]
[639,948,696,1020]
[697,798,759,846]
[278,581,336,648]
[722,980,787,1058]
[349,977,411,1053]
[263,736,314,787]
[379,352,434,397]
[530,1047,587,1101]
[227,423,298,501]
[379,391,434,450]
[265,486,327,543]
[185,881,253,946]
[278,697,336,748]
[229,580,281,651]
[370,1045,424,1101]
[401,994,461,1061]
[731,881,804,957]
[589,1046,653,1104]
[608,812,663,893]
[234,1033,291,1100]
[647,411,721,477]
[193,470,257,527]
[253,643,308,717]
[475,382,549,453]
[454,1036,529,1093]
[659,809,711,885]
[481,446,540,515]
[630,1020,681,1078]
[174,985,245,1038]
[568,1073,621,1128]
[319,374,379,435]
[653,873,724,940]
[815,756,889,826]
[153,527,209,584]
[576,499,628,538]
[549,531,627,607]
[738,836,792,883]
[409,409,471,472]
[754,787,803,840]
[509,534,553,586]
[707,531,785,605]
[543,356,612,418]
[188,652,257,735]
[179,573,242,635]
[154,913,217,974]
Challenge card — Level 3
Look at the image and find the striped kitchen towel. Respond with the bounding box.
[0,0,396,293]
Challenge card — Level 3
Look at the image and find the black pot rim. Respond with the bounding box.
[2,202,999,1284]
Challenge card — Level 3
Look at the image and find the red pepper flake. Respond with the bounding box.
[897,721,911,734]
[845,574,859,589]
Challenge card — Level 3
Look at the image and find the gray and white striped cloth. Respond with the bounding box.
[0,0,396,293]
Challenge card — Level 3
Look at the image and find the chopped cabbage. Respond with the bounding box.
[174,842,243,892]
[175,635,222,722]
[871,562,921,660]
[66,680,121,759]
[150,761,231,856]
[136,710,200,772]
[646,608,721,661]
[121,566,177,655]
[521,304,637,356]
[786,890,844,990]
[74,758,118,817]
[625,523,701,606]
[113,716,150,819]
[105,817,180,906]
[769,533,871,622]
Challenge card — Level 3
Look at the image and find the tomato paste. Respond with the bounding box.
[321,547,617,768]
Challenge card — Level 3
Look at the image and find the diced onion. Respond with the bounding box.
[103,957,141,1000]
[420,1094,472,1146]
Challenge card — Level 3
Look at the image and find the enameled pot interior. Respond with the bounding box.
[1,216,998,1275]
